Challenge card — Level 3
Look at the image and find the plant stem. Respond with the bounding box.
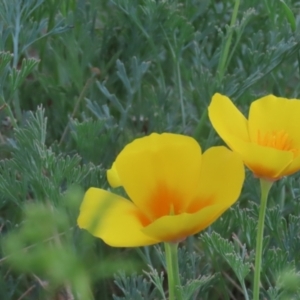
[13,2,21,68]
[194,0,241,141]
[11,1,22,122]
[164,242,182,300]
[176,60,186,128]
[161,26,185,128]
[217,0,240,82]
[241,280,250,300]
[253,179,273,300]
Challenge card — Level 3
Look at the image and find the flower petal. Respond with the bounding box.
[77,188,159,247]
[113,133,202,220]
[186,146,244,213]
[248,95,300,148]
[208,93,250,149]
[142,205,227,242]
[281,154,300,177]
[224,134,293,179]
[107,163,121,188]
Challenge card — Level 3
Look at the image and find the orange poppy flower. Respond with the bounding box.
[77,133,244,247]
[208,93,300,180]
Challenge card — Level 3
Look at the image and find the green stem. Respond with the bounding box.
[164,242,182,300]
[193,108,207,140]
[160,26,185,128]
[11,1,22,122]
[176,60,186,128]
[241,280,250,300]
[217,0,240,83]
[12,2,21,68]
[263,0,271,15]
[194,0,240,142]
[253,179,273,300]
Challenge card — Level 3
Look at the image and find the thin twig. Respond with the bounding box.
[17,285,36,300]
[222,271,243,298]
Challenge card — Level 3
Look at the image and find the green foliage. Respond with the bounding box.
[0,107,103,208]
[201,232,251,283]
[114,245,216,300]
[113,271,162,300]
[1,0,300,299]
[3,202,92,299]
[9,58,40,94]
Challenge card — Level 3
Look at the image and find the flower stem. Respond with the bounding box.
[176,59,186,129]
[217,0,240,82]
[253,179,273,300]
[164,242,182,300]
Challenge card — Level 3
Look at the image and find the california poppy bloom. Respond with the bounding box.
[208,93,300,181]
[77,133,244,247]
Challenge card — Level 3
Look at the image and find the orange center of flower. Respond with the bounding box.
[147,183,184,220]
[257,130,298,155]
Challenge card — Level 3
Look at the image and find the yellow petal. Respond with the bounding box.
[186,146,244,213]
[248,95,300,149]
[77,188,159,247]
[208,93,250,149]
[142,205,227,242]
[225,134,293,179]
[113,133,202,220]
[281,154,300,177]
[107,163,121,188]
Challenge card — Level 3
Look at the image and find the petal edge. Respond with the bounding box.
[77,188,158,247]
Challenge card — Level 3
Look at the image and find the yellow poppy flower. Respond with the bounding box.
[208,93,300,180]
[77,133,244,247]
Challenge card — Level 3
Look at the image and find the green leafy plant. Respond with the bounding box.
[1,0,300,299]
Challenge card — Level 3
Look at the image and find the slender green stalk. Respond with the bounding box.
[263,0,271,15]
[241,280,250,300]
[11,2,22,122]
[194,0,240,141]
[12,1,21,68]
[176,60,186,128]
[161,26,185,128]
[253,179,273,300]
[217,0,240,82]
[164,242,182,300]
[193,107,207,140]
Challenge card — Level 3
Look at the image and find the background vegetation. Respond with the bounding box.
[1,0,300,299]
